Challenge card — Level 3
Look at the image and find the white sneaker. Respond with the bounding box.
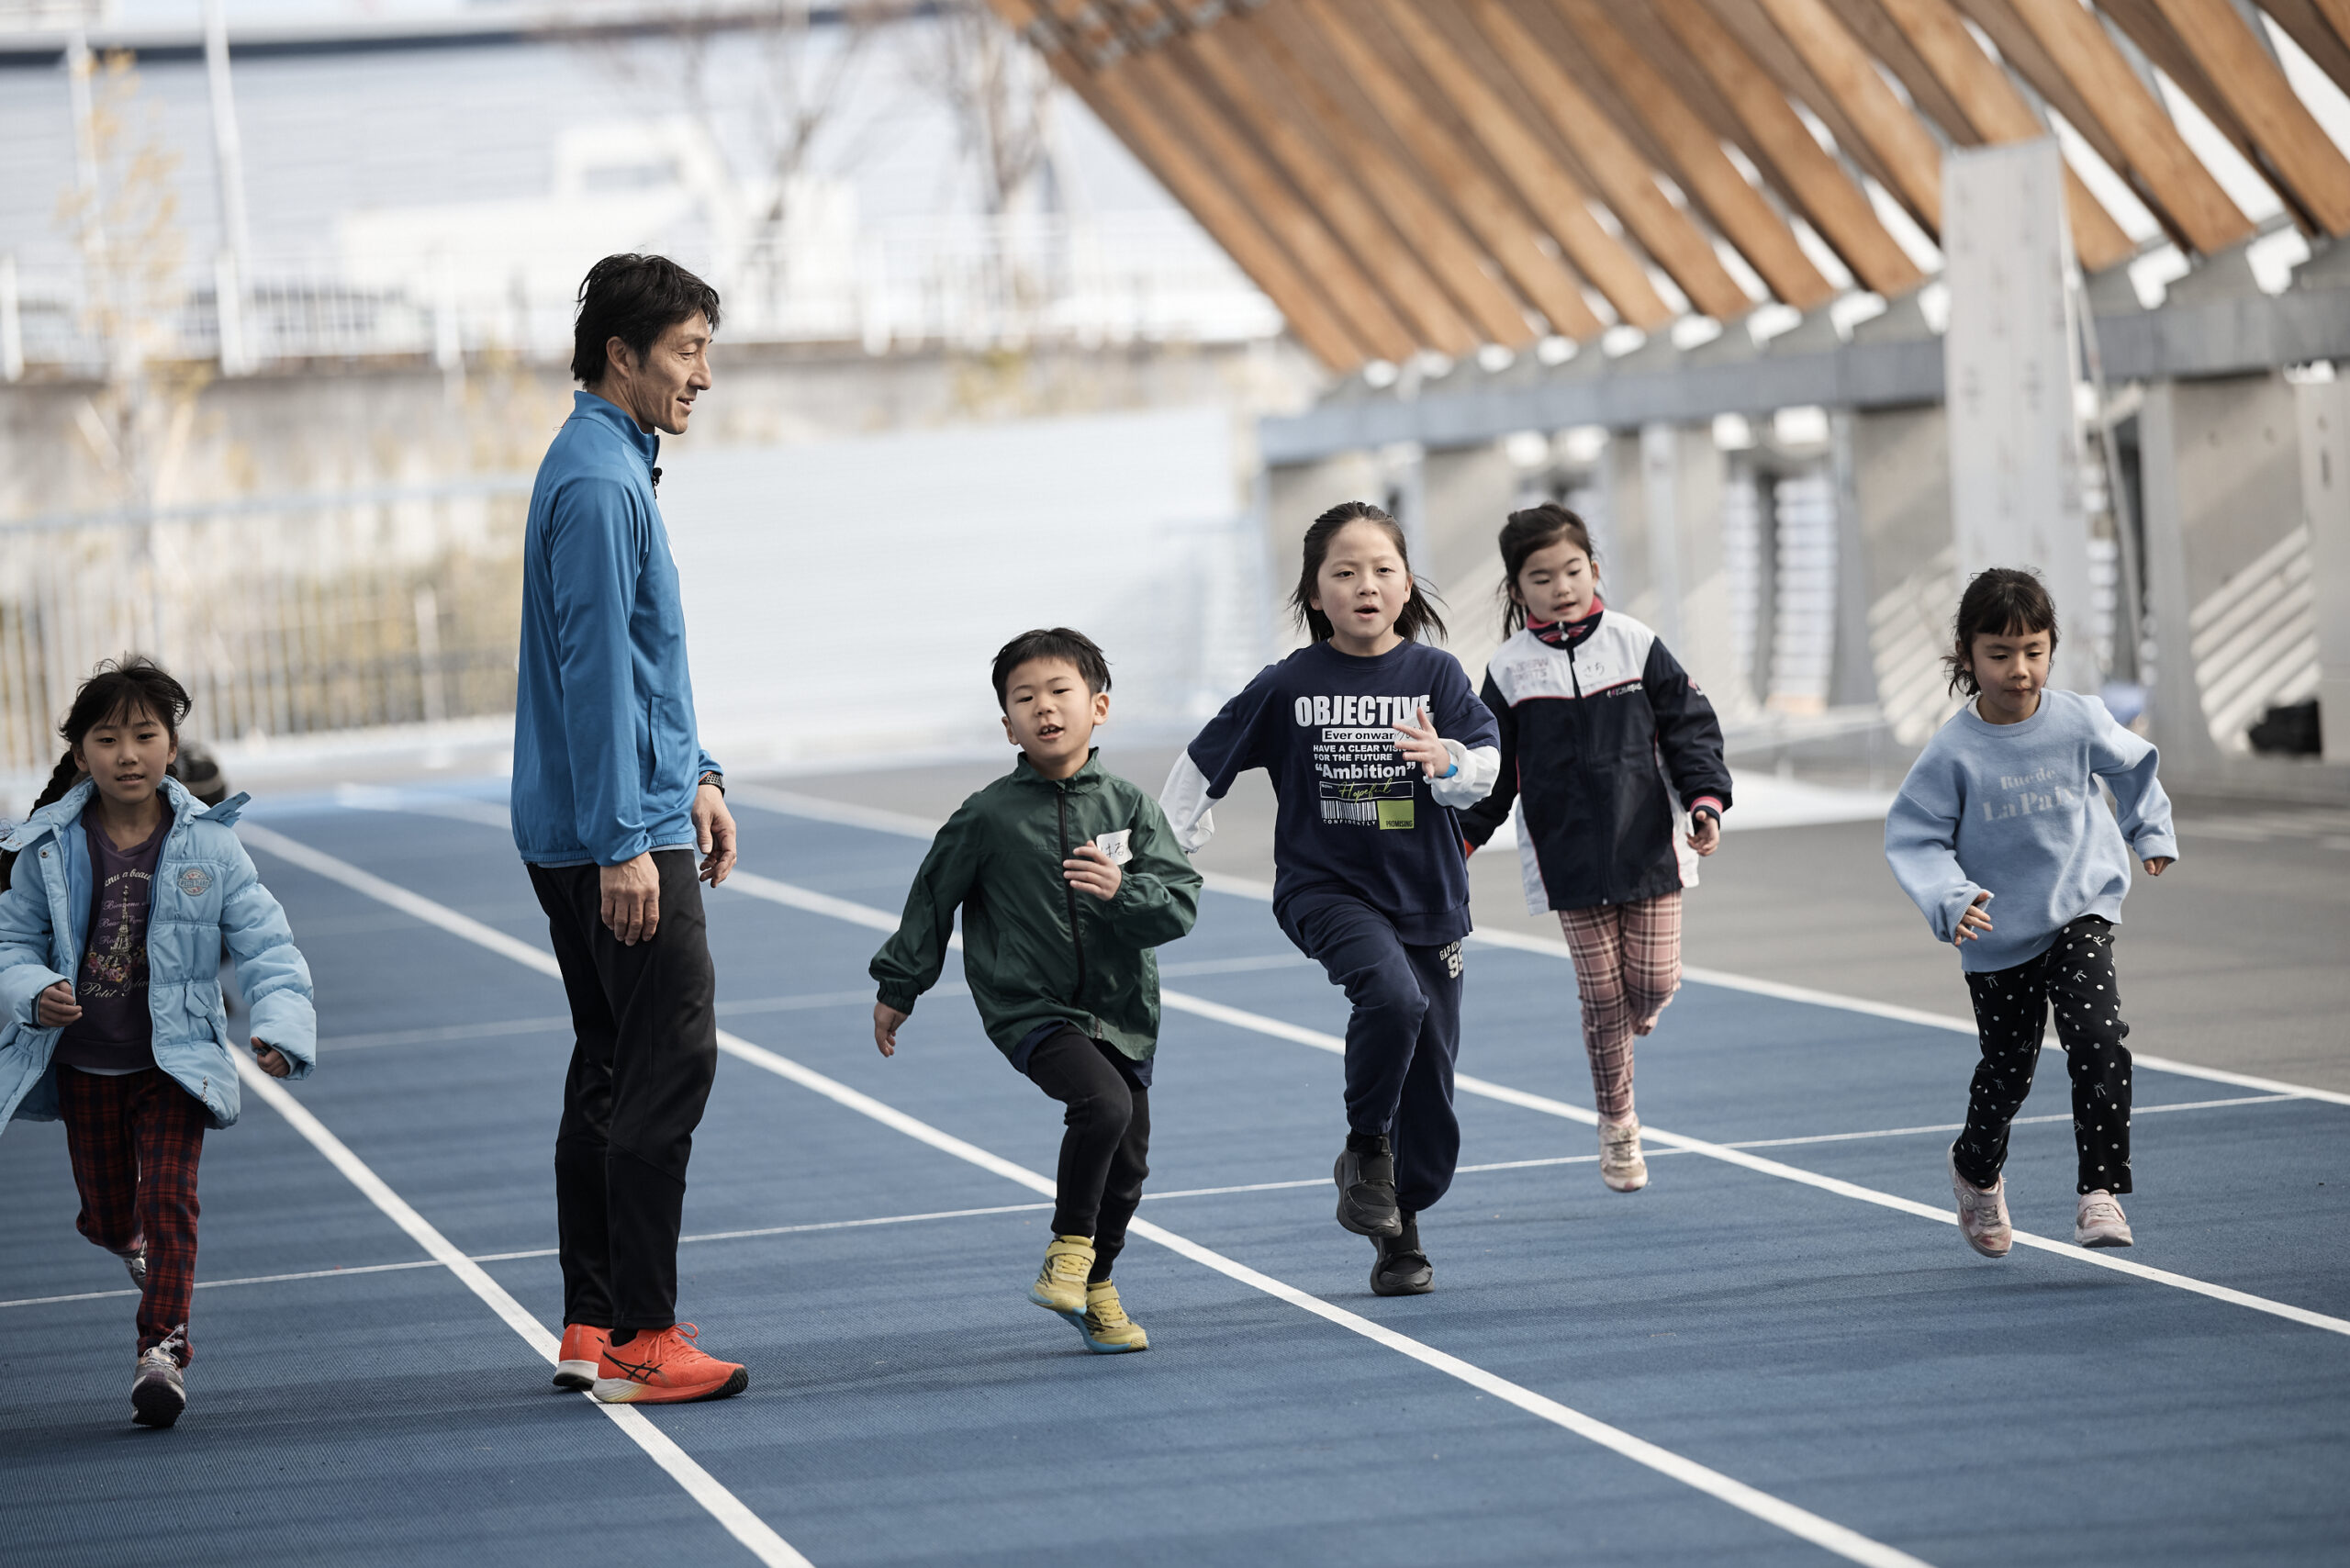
[131,1328,187,1428]
[2076,1190,2134,1249]
[120,1244,147,1292]
[1948,1146,2011,1258]
[1599,1116,1649,1193]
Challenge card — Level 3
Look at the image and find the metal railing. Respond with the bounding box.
[0,482,529,788]
[0,213,1281,379]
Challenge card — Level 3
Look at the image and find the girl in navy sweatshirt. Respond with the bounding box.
[1460,505,1730,1194]
[1163,501,1499,1297]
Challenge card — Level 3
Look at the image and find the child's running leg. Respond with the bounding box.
[1390,939,1463,1218]
[1022,1026,1135,1315]
[1621,890,1684,1040]
[2042,916,2132,1195]
[1088,1062,1150,1286]
[125,1072,206,1365]
[59,1067,143,1271]
[1559,904,1636,1121]
[1281,894,1427,1238]
[1953,955,2053,1192]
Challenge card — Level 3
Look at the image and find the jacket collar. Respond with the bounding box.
[569,390,661,477]
[1011,749,1103,790]
[3,774,246,853]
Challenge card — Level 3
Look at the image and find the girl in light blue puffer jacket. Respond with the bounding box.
[0,658,316,1429]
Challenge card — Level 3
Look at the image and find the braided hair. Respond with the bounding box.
[0,657,192,887]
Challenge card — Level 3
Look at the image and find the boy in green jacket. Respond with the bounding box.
[871,628,1202,1353]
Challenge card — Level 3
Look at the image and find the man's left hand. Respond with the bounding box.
[695,782,737,886]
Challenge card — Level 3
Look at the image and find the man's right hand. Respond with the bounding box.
[600,853,661,946]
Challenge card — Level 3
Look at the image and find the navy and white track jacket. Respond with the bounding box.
[1460,610,1731,913]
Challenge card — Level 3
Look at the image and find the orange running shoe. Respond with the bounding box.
[553,1324,610,1392]
[590,1324,748,1405]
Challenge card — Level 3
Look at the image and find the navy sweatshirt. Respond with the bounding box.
[1161,640,1501,945]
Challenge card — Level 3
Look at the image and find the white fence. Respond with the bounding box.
[0,482,530,790]
[0,213,1281,379]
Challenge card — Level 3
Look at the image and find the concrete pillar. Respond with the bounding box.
[1943,139,2098,694]
[1595,422,1746,714]
[1418,438,1528,681]
[1828,413,1880,708]
[1849,404,1964,744]
[2138,375,2307,767]
[2294,379,2350,764]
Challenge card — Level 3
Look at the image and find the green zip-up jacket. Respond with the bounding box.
[870,751,1202,1066]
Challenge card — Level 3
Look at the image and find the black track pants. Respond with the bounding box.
[1024,1027,1150,1282]
[1279,892,1463,1215]
[530,851,720,1332]
[1953,915,2133,1196]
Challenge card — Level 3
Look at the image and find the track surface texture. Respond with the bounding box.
[2,772,2344,1568]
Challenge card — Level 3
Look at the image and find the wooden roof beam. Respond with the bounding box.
[988,0,1370,368]
[1746,0,1948,232]
[1249,4,1545,350]
[1291,0,1608,340]
[1469,0,1757,319]
[1112,46,1424,362]
[1176,20,1483,356]
[2147,0,2350,234]
[1534,0,1838,308]
[1371,0,1673,329]
[1961,0,2252,252]
[2255,0,2350,103]
[1639,0,1930,294]
[1866,0,2136,268]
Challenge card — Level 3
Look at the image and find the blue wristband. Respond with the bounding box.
[1439,760,1458,779]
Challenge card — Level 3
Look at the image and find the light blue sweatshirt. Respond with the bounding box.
[1885,689,2179,973]
[511,392,719,868]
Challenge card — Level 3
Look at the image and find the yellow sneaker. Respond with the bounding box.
[1028,1235,1094,1315]
[1070,1280,1149,1354]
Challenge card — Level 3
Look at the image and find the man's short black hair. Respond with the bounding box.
[991,628,1112,711]
[571,253,722,386]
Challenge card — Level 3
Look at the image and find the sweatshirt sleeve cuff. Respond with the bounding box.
[875,985,920,1014]
[1688,795,1724,822]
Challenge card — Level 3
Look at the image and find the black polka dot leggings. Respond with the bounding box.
[1953,915,2133,1197]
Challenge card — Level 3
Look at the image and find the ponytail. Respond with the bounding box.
[0,749,86,887]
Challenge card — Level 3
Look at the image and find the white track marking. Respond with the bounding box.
[692,867,2350,1339]
[253,824,1936,1568]
[232,1058,811,1568]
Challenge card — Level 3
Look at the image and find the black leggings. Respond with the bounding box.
[1953,915,2133,1196]
[1024,1028,1150,1282]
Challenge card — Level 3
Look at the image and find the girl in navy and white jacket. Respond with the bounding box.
[1162,501,1498,1299]
[1460,504,1730,1194]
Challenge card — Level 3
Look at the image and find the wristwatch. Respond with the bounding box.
[698,771,725,796]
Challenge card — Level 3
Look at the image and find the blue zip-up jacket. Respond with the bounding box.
[0,777,317,1133]
[512,391,720,868]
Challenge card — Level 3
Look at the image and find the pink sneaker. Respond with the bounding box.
[1949,1146,2011,1258]
[2076,1191,2134,1248]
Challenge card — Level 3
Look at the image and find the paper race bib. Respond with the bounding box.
[1092,829,1133,866]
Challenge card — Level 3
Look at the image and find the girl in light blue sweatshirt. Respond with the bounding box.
[1885,569,2177,1258]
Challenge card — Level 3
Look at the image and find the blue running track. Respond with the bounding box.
[3,780,2344,1567]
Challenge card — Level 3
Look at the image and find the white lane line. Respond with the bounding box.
[698,868,2350,1341]
[231,1058,811,1568]
[319,991,893,1053]
[725,790,2350,1113]
[256,823,1936,1568]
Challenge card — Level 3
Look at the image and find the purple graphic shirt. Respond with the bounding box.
[53,809,169,1073]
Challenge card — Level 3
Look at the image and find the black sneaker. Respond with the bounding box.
[1371,1214,1433,1296]
[1334,1136,1403,1237]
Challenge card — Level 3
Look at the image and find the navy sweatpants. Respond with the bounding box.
[1279,892,1463,1214]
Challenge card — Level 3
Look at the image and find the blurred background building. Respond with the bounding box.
[3,0,2348,807]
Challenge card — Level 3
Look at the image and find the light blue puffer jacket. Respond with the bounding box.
[0,777,316,1132]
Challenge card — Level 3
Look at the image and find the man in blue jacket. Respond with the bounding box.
[512,253,745,1405]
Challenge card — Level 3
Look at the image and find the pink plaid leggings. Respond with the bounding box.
[1558,890,1684,1122]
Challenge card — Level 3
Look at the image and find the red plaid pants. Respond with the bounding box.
[56,1066,206,1365]
[1558,890,1684,1122]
